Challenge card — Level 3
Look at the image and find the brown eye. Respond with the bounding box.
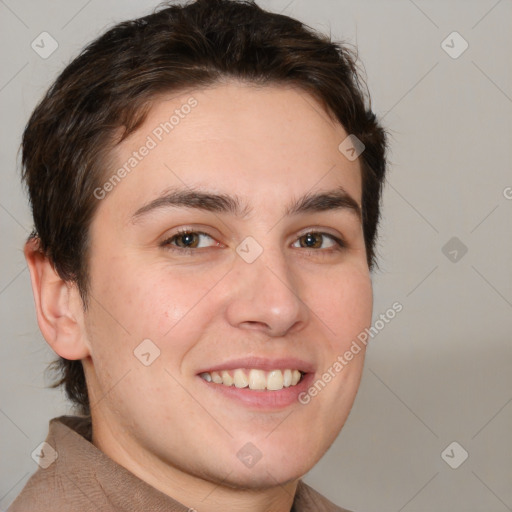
[174,231,200,248]
[161,230,219,252]
[293,232,344,251]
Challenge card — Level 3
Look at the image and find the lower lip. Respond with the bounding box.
[197,373,315,410]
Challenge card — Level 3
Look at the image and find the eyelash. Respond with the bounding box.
[160,228,346,256]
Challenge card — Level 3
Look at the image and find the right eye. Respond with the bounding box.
[160,229,222,253]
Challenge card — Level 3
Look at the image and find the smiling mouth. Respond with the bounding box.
[199,368,306,391]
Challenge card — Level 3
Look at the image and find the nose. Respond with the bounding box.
[224,244,309,337]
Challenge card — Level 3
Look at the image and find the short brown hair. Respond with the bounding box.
[21,0,387,416]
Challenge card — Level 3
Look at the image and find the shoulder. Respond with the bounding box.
[7,416,102,512]
[294,479,355,512]
[7,415,191,512]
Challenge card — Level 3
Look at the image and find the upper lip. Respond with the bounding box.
[196,356,315,375]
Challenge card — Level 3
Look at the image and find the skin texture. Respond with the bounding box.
[25,81,373,512]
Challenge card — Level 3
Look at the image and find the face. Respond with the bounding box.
[81,82,373,492]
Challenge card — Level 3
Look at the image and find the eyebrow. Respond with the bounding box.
[130,184,362,223]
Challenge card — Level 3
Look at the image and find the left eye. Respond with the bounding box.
[292,232,344,250]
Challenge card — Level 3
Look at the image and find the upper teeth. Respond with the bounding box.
[199,369,303,391]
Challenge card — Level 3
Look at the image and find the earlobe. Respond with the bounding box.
[24,237,90,360]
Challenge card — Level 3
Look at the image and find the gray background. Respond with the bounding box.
[1,1,511,511]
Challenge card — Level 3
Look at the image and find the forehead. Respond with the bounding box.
[101,82,362,220]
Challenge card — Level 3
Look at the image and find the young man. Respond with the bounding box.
[9,0,387,510]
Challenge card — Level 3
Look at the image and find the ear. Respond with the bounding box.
[24,237,90,360]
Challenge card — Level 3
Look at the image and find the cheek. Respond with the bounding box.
[312,264,373,348]
[89,254,226,351]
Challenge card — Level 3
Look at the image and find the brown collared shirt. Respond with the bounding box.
[7,415,352,511]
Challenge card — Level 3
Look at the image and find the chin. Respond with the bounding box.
[218,463,308,490]
[207,443,317,490]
